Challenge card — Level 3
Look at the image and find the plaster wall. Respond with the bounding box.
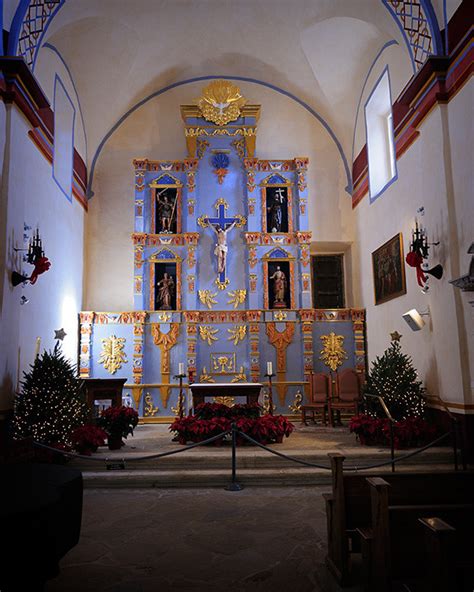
[0,106,85,410]
[85,81,355,311]
[353,83,473,410]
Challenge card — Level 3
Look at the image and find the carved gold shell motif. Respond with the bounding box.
[197,80,247,126]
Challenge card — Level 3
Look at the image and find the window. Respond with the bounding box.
[364,67,397,201]
[312,255,345,308]
[53,75,75,201]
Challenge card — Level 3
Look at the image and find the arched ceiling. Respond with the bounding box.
[11,0,429,173]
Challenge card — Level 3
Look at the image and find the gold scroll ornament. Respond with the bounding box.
[99,336,127,374]
[151,323,180,407]
[265,322,295,404]
[319,332,348,372]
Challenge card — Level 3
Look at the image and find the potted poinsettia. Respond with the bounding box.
[98,405,139,450]
[71,425,107,455]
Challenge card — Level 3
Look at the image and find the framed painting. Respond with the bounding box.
[372,233,406,305]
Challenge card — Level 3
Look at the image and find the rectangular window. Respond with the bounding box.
[53,75,75,201]
[312,255,345,308]
[365,67,397,202]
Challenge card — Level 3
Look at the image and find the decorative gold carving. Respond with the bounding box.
[199,367,215,383]
[302,273,310,292]
[273,311,287,322]
[266,322,295,404]
[231,138,245,159]
[151,323,180,407]
[184,310,261,324]
[227,289,247,308]
[99,336,127,374]
[144,393,159,417]
[214,277,229,291]
[249,274,257,292]
[185,127,256,138]
[199,325,219,345]
[158,312,171,322]
[197,80,247,126]
[211,353,236,374]
[187,274,195,292]
[231,366,247,383]
[213,396,235,406]
[319,333,348,372]
[288,390,303,413]
[197,139,210,159]
[198,289,218,309]
[227,325,247,345]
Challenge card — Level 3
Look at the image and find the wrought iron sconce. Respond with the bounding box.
[12,228,51,286]
[405,212,443,293]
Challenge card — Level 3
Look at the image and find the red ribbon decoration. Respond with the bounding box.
[29,257,51,285]
[405,251,426,287]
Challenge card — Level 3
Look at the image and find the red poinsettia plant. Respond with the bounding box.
[70,424,107,455]
[350,414,438,449]
[98,405,139,439]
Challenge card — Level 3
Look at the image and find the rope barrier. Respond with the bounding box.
[234,429,452,471]
[33,430,232,462]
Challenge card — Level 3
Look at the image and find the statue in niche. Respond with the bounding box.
[156,189,177,233]
[210,221,237,274]
[266,187,288,233]
[156,272,175,309]
[269,265,287,308]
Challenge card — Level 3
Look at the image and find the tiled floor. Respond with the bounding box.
[46,487,361,592]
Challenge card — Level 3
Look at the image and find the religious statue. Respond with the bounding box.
[156,272,175,309]
[156,189,176,233]
[267,187,285,233]
[269,265,287,308]
[210,221,237,274]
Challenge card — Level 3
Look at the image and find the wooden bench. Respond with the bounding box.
[323,453,474,586]
[358,476,474,591]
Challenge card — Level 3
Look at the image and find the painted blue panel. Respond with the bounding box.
[267,173,287,184]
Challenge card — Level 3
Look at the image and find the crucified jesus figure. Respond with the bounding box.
[210,221,237,274]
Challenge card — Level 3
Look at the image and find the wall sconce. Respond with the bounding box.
[405,213,443,293]
[12,228,51,286]
[402,307,430,331]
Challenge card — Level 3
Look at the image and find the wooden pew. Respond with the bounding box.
[358,476,474,591]
[323,453,474,586]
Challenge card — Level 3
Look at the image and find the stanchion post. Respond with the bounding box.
[264,372,276,415]
[225,423,243,491]
[451,417,458,471]
[389,421,395,472]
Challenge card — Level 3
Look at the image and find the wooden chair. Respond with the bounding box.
[301,372,330,425]
[329,368,361,427]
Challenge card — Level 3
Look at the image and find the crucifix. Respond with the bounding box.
[198,199,246,289]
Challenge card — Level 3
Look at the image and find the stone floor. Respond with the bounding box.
[46,486,361,592]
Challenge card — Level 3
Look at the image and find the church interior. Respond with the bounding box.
[0,0,473,590]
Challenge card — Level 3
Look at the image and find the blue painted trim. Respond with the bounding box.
[7,0,30,55]
[42,42,87,163]
[52,73,76,202]
[443,0,449,55]
[422,0,443,56]
[87,75,353,199]
[364,66,398,203]
[0,0,3,55]
[31,1,66,70]
[351,40,399,166]
[381,1,417,73]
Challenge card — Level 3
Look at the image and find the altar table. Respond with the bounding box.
[190,382,263,408]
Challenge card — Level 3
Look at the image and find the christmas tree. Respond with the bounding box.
[14,343,88,446]
[363,341,425,421]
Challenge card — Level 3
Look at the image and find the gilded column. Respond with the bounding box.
[79,312,94,378]
[351,309,367,380]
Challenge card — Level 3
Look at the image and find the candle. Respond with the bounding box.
[266,361,273,376]
[178,362,184,375]
[34,337,41,359]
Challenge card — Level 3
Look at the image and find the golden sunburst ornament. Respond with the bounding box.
[197,80,247,126]
[319,332,348,372]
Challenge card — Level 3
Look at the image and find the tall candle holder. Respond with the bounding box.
[173,372,187,419]
[264,372,276,415]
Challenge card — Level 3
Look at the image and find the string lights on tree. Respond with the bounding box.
[13,335,88,447]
